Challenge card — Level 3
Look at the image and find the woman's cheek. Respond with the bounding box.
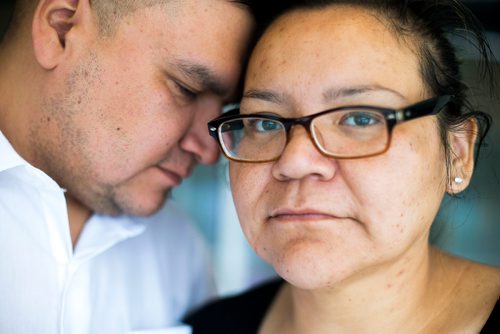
[230,163,269,245]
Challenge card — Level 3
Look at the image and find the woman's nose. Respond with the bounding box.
[271,125,337,181]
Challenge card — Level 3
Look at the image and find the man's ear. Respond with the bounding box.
[446,119,479,194]
[32,0,91,70]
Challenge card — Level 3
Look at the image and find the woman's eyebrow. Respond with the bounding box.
[322,85,407,103]
[242,85,408,107]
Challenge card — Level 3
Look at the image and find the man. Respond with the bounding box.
[0,0,254,332]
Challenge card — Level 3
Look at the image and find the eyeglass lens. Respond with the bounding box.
[219,108,391,161]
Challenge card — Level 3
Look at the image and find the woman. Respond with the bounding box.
[185,0,500,332]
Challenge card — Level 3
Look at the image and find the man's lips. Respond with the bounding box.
[156,166,187,186]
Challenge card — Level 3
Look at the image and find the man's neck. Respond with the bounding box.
[65,193,92,248]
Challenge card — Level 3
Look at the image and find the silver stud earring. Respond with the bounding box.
[453,177,464,184]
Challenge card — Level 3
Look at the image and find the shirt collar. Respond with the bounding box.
[0,130,66,192]
[0,131,149,260]
[0,130,29,172]
[74,214,148,261]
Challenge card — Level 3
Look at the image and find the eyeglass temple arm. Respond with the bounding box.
[397,95,453,122]
[208,124,218,139]
[208,108,243,139]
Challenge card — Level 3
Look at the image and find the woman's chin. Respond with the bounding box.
[269,252,352,291]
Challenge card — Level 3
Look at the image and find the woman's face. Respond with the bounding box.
[230,6,450,289]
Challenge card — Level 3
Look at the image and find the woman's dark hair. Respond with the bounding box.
[0,0,15,43]
[256,0,495,182]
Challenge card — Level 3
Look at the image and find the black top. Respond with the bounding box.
[184,279,499,334]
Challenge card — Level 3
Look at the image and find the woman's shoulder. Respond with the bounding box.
[440,253,500,332]
[459,256,500,295]
[482,297,499,333]
[469,261,500,332]
[437,250,500,289]
[183,278,284,334]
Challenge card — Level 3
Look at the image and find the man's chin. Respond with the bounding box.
[116,189,172,217]
[81,185,173,217]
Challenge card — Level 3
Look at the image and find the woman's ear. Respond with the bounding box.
[31,0,92,70]
[446,118,479,194]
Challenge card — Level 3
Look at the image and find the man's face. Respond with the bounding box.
[33,0,254,215]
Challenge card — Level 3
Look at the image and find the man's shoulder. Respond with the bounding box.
[129,201,200,237]
[143,201,205,245]
[124,201,209,259]
[88,200,206,256]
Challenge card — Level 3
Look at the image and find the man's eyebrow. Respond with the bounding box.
[242,89,287,104]
[323,85,406,102]
[175,61,228,96]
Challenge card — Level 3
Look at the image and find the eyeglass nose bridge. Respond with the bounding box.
[280,115,324,154]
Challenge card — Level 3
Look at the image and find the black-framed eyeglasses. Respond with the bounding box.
[208,95,453,163]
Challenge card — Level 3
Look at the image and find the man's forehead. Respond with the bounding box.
[163,0,252,14]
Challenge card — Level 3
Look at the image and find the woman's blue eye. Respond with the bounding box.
[250,119,282,132]
[341,112,380,127]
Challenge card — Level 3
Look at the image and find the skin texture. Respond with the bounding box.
[0,0,254,243]
[229,5,499,333]
[233,4,447,291]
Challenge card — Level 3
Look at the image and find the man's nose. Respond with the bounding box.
[179,101,221,165]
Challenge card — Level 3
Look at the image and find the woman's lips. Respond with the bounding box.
[269,209,340,222]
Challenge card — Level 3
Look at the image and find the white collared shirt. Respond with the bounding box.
[0,131,215,334]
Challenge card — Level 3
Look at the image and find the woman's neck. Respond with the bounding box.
[260,247,470,334]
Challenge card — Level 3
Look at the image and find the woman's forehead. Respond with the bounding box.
[245,5,424,105]
[254,6,412,62]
